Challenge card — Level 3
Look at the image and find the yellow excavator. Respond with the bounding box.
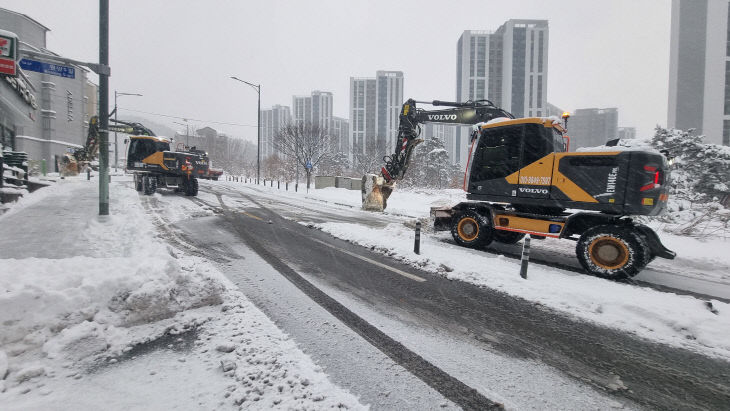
[363,99,675,279]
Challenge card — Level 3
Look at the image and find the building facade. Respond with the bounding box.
[260,104,291,159]
[331,116,349,152]
[0,7,95,170]
[375,70,404,153]
[349,71,403,163]
[349,76,377,160]
[668,0,730,145]
[453,20,549,163]
[292,90,332,130]
[569,108,619,149]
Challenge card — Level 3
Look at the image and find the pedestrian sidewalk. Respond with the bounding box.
[0,177,100,259]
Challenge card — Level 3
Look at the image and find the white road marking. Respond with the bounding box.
[311,238,426,283]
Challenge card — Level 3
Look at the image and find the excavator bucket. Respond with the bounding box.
[362,174,394,212]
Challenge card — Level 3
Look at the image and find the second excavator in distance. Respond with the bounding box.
[362,98,675,280]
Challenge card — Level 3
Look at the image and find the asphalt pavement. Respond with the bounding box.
[174,184,730,410]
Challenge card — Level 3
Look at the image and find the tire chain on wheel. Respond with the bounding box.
[450,209,494,248]
[143,175,157,195]
[185,177,199,196]
[576,224,650,279]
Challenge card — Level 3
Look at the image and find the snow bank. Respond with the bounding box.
[0,177,364,409]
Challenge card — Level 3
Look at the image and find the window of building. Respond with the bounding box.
[477,37,486,77]
[538,31,544,72]
[470,37,475,76]
[727,2,730,56]
[724,120,730,145]
[530,31,535,72]
[725,62,730,115]
[537,75,543,108]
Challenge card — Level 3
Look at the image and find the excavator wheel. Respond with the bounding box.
[493,230,525,245]
[576,225,650,280]
[451,210,494,248]
[184,177,199,196]
[143,175,157,195]
[134,174,143,192]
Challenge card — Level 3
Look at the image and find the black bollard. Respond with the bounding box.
[277,181,280,189]
[520,234,531,279]
[286,182,288,191]
[414,221,421,254]
[87,168,91,180]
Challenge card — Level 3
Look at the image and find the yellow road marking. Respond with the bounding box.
[239,211,263,221]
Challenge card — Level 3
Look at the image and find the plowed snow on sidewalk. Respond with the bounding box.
[0,176,365,410]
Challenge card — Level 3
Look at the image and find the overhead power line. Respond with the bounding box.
[118,107,258,128]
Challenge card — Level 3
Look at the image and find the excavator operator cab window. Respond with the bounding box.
[551,128,565,153]
[471,125,522,181]
[522,124,552,167]
[128,138,168,164]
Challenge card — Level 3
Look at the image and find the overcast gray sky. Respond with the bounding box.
[2,0,671,142]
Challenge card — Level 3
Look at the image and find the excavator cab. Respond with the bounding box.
[466,119,565,200]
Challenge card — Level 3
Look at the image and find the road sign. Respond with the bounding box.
[19,58,75,79]
[305,160,312,170]
[0,29,18,77]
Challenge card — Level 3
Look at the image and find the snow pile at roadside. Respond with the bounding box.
[0,178,364,409]
[310,221,730,361]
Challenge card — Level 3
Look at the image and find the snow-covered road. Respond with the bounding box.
[3,175,729,410]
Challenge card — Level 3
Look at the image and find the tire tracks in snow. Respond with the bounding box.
[213,191,505,410]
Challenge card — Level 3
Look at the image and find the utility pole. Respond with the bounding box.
[99,0,109,215]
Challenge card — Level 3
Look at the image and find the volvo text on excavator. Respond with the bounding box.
[362,98,675,279]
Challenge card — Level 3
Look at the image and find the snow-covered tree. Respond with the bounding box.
[352,139,383,176]
[400,137,451,188]
[317,149,350,176]
[274,122,332,188]
[651,127,730,205]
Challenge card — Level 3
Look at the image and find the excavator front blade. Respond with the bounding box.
[361,174,393,212]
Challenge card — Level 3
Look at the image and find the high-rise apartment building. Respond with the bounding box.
[331,116,350,152]
[261,104,291,159]
[292,95,311,125]
[292,90,333,130]
[375,70,404,153]
[349,71,404,162]
[569,108,618,149]
[668,0,730,145]
[452,20,549,163]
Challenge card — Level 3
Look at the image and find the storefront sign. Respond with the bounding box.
[0,29,18,77]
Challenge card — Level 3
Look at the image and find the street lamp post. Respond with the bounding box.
[230,76,260,184]
[114,91,142,171]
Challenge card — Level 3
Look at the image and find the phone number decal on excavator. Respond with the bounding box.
[519,175,551,185]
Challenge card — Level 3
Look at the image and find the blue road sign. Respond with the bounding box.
[19,59,75,79]
[305,160,312,170]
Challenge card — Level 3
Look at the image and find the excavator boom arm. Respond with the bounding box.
[380,99,513,183]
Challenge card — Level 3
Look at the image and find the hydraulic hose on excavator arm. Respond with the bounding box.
[362,99,513,212]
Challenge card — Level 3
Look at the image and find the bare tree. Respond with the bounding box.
[274,122,332,189]
[352,139,383,176]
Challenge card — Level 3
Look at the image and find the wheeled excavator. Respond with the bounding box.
[362,99,675,279]
[61,116,208,197]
